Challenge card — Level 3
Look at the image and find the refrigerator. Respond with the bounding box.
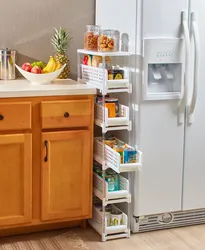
[96,0,205,232]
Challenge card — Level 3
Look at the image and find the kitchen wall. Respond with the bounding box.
[0,0,95,79]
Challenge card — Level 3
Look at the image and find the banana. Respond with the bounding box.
[42,56,56,73]
[55,61,61,71]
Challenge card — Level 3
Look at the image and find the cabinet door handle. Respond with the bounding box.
[0,114,4,121]
[44,140,48,162]
[64,112,70,118]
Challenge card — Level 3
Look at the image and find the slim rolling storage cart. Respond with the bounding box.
[77,49,143,241]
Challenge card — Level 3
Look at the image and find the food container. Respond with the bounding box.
[100,206,112,226]
[113,144,124,164]
[124,148,137,163]
[84,25,101,51]
[105,103,116,118]
[98,29,117,52]
[108,69,124,80]
[105,176,115,192]
[105,98,119,117]
[0,48,17,80]
[92,56,112,68]
[110,210,123,226]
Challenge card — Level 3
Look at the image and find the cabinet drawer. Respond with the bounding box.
[41,100,92,129]
[0,102,31,131]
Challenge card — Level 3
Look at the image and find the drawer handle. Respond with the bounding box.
[64,112,70,118]
[0,114,4,121]
[44,140,48,162]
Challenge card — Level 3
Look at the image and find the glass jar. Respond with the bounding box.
[98,29,117,52]
[84,25,101,51]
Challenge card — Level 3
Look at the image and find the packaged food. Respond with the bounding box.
[113,174,119,191]
[82,54,92,66]
[124,148,137,163]
[105,176,115,192]
[92,56,112,68]
[108,69,124,80]
[105,103,116,118]
[84,25,101,51]
[105,98,119,117]
[113,144,124,164]
[110,210,123,226]
[98,29,116,52]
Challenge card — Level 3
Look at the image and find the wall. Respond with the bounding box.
[0,0,95,79]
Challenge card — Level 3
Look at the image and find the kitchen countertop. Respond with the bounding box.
[0,78,96,98]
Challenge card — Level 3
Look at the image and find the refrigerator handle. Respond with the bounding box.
[178,11,190,124]
[188,12,200,124]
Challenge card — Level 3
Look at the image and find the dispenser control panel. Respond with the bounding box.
[142,38,185,101]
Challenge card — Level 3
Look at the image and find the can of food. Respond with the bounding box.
[113,174,119,191]
[105,98,119,117]
[113,144,124,164]
[100,207,111,226]
[124,148,137,163]
[105,103,116,118]
[110,210,123,226]
[108,69,124,80]
[105,176,115,192]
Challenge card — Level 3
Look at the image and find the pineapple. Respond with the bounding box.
[51,27,73,79]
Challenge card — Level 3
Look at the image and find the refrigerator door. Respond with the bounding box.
[134,0,189,216]
[183,0,205,210]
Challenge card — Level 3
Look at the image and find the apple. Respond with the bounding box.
[31,66,41,74]
[22,63,32,72]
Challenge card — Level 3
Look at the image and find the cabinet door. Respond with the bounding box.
[0,134,32,226]
[41,130,92,221]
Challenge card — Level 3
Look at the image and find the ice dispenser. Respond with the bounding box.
[143,38,184,100]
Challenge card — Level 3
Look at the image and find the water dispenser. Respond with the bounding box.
[143,38,184,100]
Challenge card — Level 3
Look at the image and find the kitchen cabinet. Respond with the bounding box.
[0,134,32,226]
[41,130,92,221]
[0,94,94,236]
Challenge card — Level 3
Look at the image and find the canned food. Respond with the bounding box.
[105,176,115,192]
[100,208,111,226]
[110,210,123,226]
[113,174,119,191]
[113,145,124,164]
[124,148,137,163]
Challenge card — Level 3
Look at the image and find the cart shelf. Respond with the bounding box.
[88,204,130,242]
[95,103,131,132]
[94,137,143,173]
[93,172,131,205]
[80,64,131,94]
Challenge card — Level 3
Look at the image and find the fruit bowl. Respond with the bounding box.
[15,64,66,85]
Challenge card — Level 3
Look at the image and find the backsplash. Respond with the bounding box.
[0,0,95,79]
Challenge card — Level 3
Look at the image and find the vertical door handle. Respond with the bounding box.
[178,11,190,124]
[188,12,200,124]
[44,140,48,162]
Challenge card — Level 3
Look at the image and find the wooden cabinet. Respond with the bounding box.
[0,134,32,226]
[0,95,93,235]
[41,130,92,221]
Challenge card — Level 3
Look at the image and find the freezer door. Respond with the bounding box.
[183,0,205,210]
[134,0,189,217]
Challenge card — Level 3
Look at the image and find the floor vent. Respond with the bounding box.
[133,209,205,233]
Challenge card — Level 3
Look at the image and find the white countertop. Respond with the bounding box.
[0,78,96,98]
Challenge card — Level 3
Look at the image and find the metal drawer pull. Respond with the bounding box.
[64,112,70,118]
[44,140,48,162]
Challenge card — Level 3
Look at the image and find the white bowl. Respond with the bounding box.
[15,64,66,84]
